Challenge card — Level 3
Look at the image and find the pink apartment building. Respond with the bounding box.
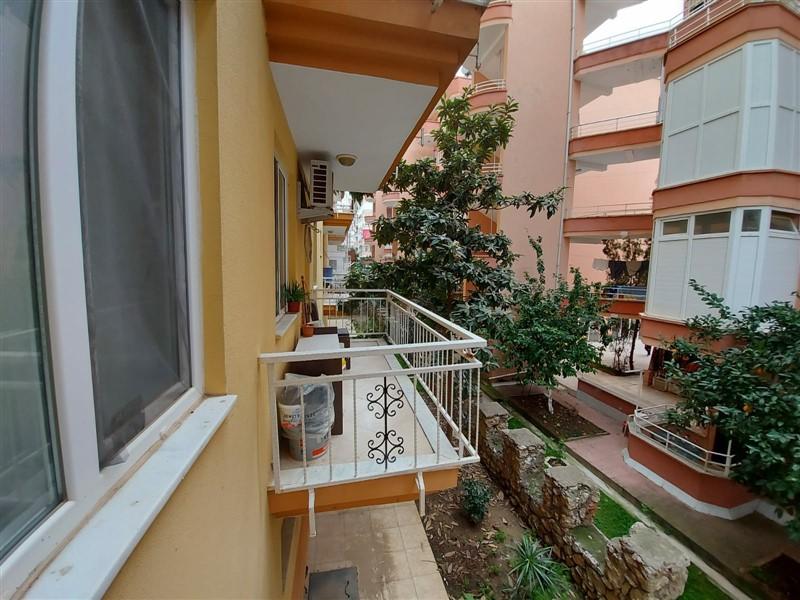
[359,0,800,521]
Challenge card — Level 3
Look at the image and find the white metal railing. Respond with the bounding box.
[670,0,800,47]
[602,285,647,301]
[583,17,678,54]
[629,405,735,476]
[570,111,661,139]
[471,79,507,96]
[260,289,486,495]
[481,161,503,176]
[582,0,799,55]
[567,201,653,219]
[322,272,349,289]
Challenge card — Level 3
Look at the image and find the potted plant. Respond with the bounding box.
[284,281,305,313]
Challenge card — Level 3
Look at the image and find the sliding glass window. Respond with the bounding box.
[0,0,63,560]
[76,0,190,466]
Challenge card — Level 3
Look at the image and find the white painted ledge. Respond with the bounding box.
[275,312,299,340]
[24,395,237,599]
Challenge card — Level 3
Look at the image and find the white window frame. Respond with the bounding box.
[274,159,289,317]
[1,1,204,594]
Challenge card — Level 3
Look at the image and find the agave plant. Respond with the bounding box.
[507,535,571,600]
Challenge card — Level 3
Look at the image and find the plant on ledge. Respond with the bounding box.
[667,281,800,539]
[283,281,306,313]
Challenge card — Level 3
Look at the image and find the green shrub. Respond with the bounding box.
[493,528,508,544]
[461,478,492,524]
[507,534,572,600]
[508,416,525,429]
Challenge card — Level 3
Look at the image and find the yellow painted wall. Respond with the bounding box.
[106,1,308,597]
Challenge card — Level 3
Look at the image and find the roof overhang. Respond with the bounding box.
[264,0,483,192]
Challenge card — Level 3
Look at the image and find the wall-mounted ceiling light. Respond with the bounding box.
[336,154,357,167]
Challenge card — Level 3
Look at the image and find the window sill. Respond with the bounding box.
[275,312,299,340]
[24,394,237,599]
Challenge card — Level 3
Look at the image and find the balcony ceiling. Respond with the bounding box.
[271,63,436,192]
[264,0,483,192]
[577,55,663,107]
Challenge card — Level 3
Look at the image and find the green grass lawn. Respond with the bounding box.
[593,491,638,539]
[679,564,730,600]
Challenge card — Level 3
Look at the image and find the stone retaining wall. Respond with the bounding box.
[478,399,689,600]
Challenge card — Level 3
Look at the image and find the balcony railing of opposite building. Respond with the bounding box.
[260,288,486,494]
[481,161,503,177]
[670,0,800,47]
[581,0,800,55]
[570,111,661,139]
[471,79,507,96]
[602,285,647,301]
[566,201,653,219]
[628,405,736,477]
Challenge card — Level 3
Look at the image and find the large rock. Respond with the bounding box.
[542,465,599,529]
[606,522,690,600]
[501,427,545,482]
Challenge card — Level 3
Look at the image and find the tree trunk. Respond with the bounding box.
[547,388,554,414]
[629,319,640,371]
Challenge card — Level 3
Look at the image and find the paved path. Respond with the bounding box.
[551,386,800,594]
[309,502,447,600]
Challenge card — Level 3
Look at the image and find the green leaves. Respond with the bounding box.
[668,284,800,538]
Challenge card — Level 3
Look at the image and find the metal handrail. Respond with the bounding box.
[580,0,799,55]
[260,289,486,495]
[481,161,503,175]
[583,17,678,54]
[629,405,736,476]
[670,0,799,47]
[570,111,661,139]
[471,79,507,96]
[566,201,653,219]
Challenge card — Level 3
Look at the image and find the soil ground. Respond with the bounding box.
[504,389,606,441]
[422,462,528,599]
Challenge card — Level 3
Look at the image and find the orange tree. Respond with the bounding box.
[667,282,800,538]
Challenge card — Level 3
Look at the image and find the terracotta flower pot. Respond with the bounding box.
[301,323,315,337]
[287,301,301,314]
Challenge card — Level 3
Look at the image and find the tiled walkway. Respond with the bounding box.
[308,502,447,600]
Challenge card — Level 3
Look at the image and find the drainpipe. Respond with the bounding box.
[555,0,577,277]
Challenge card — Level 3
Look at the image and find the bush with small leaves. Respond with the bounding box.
[461,478,492,524]
[507,534,572,600]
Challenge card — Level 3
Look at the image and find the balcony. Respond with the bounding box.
[668,0,800,48]
[261,289,485,515]
[626,405,759,515]
[563,201,653,241]
[482,0,512,27]
[481,160,503,178]
[469,79,508,110]
[569,111,662,166]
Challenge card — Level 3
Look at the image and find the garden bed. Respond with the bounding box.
[423,462,528,599]
[506,392,606,441]
[423,462,579,599]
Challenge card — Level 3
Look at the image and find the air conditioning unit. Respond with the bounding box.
[298,160,334,222]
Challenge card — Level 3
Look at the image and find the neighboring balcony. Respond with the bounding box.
[469,79,508,110]
[261,289,486,518]
[563,201,653,240]
[668,0,800,48]
[602,285,647,317]
[626,405,758,516]
[481,0,512,27]
[481,160,503,179]
[569,111,662,167]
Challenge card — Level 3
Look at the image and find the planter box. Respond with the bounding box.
[652,375,668,392]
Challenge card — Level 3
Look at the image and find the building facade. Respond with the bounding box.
[0,1,486,598]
